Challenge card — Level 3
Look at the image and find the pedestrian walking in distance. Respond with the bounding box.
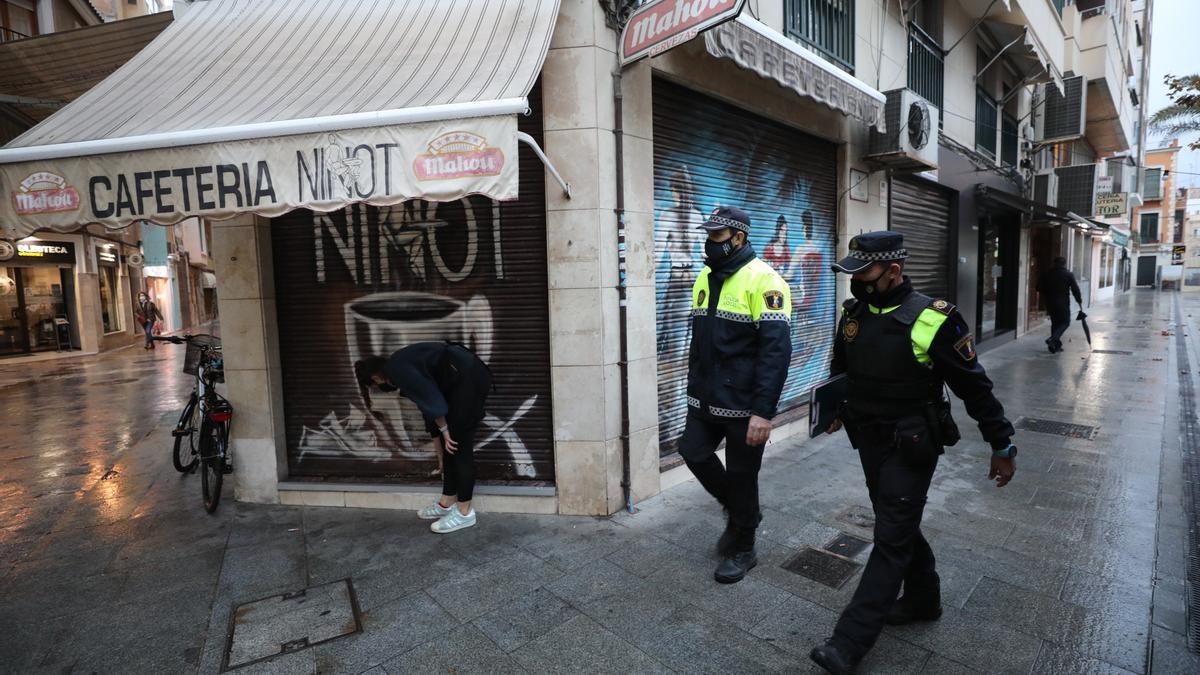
[678,206,792,584]
[1037,256,1082,353]
[810,231,1017,674]
[355,341,492,534]
[135,292,163,350]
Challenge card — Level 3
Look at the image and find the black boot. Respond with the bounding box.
[714,548,757,584]
[715,519,737,557]
[885,589,943,625]
[809,641,860,674]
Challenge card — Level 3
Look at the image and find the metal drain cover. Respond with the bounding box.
[1090,349,1133,355]
[1015,417,1099,440]
[824,533,871,559]
[223,578,361,671]
[781,548,862,589]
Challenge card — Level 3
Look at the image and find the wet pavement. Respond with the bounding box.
[0,290,1198,674]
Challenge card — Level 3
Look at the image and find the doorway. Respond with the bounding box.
[1136,255,1157,286]
[0,266,74,356]
[1026,224,1061,329]
[978,214,1020,342]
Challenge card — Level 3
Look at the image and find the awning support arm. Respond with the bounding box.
[517,131,571,199]
[975,29,1025,81]
[945,0,1002,55]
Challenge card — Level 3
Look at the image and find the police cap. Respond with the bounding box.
[831,231,909,274]
[698,206,751,235]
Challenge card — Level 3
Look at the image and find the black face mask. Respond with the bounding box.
[850,269,891,304]
[705,237,737,262]
[377,382,397,393]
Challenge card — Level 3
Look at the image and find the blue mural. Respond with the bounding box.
[652,81,838,455]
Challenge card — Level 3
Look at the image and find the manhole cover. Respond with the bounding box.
[223,578,361,671]
[834,505,875,530]
[1090,349,1133,355]
[1015,417,1099,440]
[781,548,862,589]
[823,533,871,559]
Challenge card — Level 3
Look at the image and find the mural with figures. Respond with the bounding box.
[653,79,839,456]
[271,195,554,482]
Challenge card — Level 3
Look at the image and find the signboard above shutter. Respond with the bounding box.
[620,0,745,66]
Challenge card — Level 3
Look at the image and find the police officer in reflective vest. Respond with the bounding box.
[679,206,792,584]
[810,231,1017,674]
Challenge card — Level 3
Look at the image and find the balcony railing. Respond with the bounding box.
[0,27,31,43]
[907,23,944,128]
[785,0,855,73]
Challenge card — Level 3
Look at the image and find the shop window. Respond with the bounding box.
[785,0,855,73]
[98,256,123,334]
[1000,111,1018,167]
[1143,167,1163,200]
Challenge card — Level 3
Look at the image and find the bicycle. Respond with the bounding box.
[157,333,233,513]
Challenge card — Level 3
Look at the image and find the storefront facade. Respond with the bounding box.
[0,236,79,355]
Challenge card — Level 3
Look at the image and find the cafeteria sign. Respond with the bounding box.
[1173,245,1186,265]
[1095,192,1126,217]
[620,0,745,66]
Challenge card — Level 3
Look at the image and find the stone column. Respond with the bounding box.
[210,213,287,504]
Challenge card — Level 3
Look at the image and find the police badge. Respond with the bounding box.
[763,290,784,311]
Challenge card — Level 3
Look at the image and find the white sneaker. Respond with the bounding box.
[418,501,453,520]
[431,508,477,534]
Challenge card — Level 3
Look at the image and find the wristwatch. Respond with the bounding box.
[992,444,1018,459]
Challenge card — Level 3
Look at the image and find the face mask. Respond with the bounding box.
[850,269,890,303]
[705,237,737,262]
[377,382,397,393]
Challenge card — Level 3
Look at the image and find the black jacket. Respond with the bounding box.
[686,244,793,421]
[1037,266,1081,310]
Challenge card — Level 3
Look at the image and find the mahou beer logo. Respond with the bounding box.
[414,131,504,181]
[12,171,81,215]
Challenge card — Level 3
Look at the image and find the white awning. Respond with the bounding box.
[0,0,560,239]
[704,15,887,132]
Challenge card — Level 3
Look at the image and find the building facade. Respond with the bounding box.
[0,0,1152,513]
[1132,141,1180,286]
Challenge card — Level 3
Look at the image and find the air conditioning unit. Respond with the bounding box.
[1033,170,1059,208]
[1056,163,1101,217]
[865,89,940,172]
[1035,75,1088,143]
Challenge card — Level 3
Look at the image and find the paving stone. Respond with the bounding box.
[1034,641,1139,675]
[313,591,455,674]
[471,587,581,653]
[383,623,522,675]
[1150,637,1200,675]
[546,558,652,607]
[425,549,565,622]
[603,530,692,578]
[885,605,1042,674]
[521,519,633,570]
[511,614,670,674]
[644,548,794,630]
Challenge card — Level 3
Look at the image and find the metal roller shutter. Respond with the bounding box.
[652,78,839,457]
[271,84,554,483]
[890,176,952,300]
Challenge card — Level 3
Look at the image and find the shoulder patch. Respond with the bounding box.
[843,318,860,342]
[953,333,977,361]
[763,289,785,311]
[697,289,707,307]
[929,299,955,315]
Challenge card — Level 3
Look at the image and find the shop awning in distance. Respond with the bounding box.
[704,14,887,133]
[0,0,561,239]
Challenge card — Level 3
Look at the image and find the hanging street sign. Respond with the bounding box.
[620,0,745,66]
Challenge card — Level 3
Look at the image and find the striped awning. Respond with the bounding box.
[0,0,559,238]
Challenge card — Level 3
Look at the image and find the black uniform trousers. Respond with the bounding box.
[833,436,939,656]
[679,413,765,550]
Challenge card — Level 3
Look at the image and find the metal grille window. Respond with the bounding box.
[785,0,855,73]
[975,88,998,159]
[907,24,944,128]
[1140,212,1159,244]
[1144,167,1163,200]
[1000,111,1018,167]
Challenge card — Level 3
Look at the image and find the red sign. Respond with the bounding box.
[11,171,80,215]
[620,0,745,66]
[413,131,505,181]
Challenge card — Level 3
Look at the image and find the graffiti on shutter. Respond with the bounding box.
[652,78,839,457]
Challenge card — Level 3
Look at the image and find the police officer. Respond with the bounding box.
[809,232,1017,673]
[679,206,792,584]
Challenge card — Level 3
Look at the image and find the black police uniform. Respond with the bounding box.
[821,232,1014,664]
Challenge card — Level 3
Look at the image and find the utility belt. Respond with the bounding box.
[840,399,961,465]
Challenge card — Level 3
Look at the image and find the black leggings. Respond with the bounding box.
[438,354,492,502]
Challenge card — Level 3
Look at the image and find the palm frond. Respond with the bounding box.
[1148,105,1200,134]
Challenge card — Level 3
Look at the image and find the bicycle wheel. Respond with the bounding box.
[172,394,199,473]
[199,420,224,513]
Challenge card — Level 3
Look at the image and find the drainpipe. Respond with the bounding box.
[613,67,634,514]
